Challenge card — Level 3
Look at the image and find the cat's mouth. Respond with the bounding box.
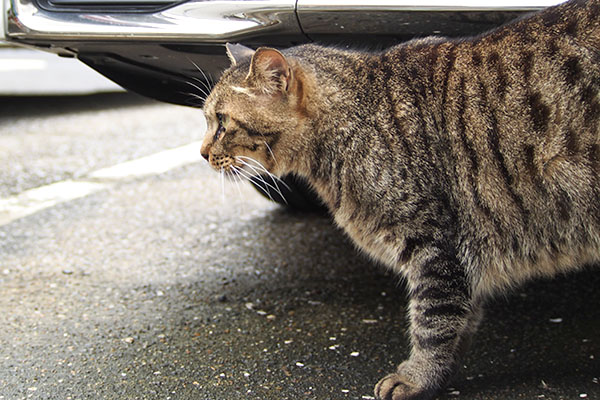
[208,154,235,171]
[208,154,284,194]
[208,154,264,180]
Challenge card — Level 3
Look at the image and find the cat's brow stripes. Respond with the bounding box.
[230,86,255,97]
[232,118,281,138]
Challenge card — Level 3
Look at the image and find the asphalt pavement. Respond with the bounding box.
[0,94,598,400]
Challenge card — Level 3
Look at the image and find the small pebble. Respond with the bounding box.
[62,269,73,275]
[362,319,378,324]
[549,318,563,323]
[362,396,376,400]
[284,339,293,345]
[217,294,227,303]
[350,351,360,357]
[296,362,304,367]
[579,394,588,398]
[121,337,134,344]
[329,345,340,350]
[341,389,349,393]
[449,390,460,396]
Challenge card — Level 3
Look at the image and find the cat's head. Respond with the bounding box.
[201,43,312,179]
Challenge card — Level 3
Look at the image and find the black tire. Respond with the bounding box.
[249,173,327,213]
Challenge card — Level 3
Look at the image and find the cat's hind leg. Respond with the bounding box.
[375,244,480,400]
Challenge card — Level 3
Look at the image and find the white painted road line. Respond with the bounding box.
[0,58,48,71]
[0,141,203,226]
[89,141,202,180]
[0,180,107,226]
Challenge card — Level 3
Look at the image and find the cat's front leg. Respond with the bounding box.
[375,246,479,400]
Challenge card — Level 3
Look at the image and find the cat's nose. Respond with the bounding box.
[201,151,209,161]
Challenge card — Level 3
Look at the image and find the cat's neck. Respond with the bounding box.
[285,44,439,214]
[286,54,392,211]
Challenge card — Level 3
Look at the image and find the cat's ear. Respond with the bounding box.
[247,47,293,95]
[225,43,255,66]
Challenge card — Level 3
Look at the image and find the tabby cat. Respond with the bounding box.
[199,0,600,398]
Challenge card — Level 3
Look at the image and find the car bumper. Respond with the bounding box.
[5,0,565,44]
[4,0,301,43]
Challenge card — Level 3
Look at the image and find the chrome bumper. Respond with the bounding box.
[4,0,301,42]
[4,0,565,44]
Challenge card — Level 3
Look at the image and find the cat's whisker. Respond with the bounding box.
[234,163,281,204]
[230,166,248,212]
[220,167,225,205]
[190,76,213,97]
[237,158,290,202]
[187,57,215,92]
[235,156,291,192]
[263,141,278,167]
[184,80,209,99]
[183,92,206,102]
[235,158,289,203]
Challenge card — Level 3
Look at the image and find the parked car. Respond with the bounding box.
[2,0,565,209]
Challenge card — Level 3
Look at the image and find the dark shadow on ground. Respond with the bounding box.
[155,209,600,399]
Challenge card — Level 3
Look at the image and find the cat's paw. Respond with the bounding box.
[374,373,433,400]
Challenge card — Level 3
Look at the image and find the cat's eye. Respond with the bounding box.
[216,113,230,127]
[214,113,229,141]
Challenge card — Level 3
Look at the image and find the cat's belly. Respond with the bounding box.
[476,243,600,297]
[336,205,600,298]
[334,212,406,271]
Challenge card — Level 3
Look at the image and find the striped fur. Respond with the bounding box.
[201,1,600,399]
